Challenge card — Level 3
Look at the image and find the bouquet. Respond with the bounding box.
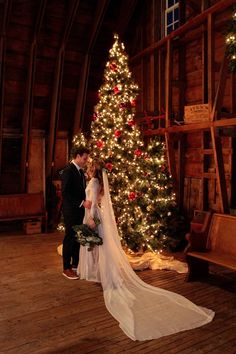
[73,217,103,251]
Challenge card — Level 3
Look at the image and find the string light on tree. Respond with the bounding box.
[72,131,87,147]
[89,33,187,252]
[225,9,236,72]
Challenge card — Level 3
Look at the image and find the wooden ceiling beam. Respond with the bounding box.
[87,0,110,53]
[20,0,47,192]
[61,0,81,48]
[34,0,47,39]
[73,0,110,134]
[0,0,12,178]
[46,0,80,178]
[115,0,138,37]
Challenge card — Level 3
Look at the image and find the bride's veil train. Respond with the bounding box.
[98,169,214,341]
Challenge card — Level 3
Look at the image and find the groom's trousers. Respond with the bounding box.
[62,209,84,270]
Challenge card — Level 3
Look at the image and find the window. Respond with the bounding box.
[165,0,179,36]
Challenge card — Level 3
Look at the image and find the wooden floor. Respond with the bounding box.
[1,232,236,354]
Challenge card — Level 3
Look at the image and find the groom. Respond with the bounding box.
[61,146,91,279]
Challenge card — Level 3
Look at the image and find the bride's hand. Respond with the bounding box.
[87,217,96,229]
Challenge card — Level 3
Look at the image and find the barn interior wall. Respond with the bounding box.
[0,0,235,221]
[126,1,235,216]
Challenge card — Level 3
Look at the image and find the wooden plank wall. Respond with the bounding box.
[128,0,235,216]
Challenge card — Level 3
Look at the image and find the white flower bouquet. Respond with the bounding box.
[73,217,103,251]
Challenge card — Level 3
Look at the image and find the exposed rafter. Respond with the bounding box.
[46,0,80,178]
[20,0,48,192]
[115,0,138,37]
[73,0,110,134]
[0,0,12,178]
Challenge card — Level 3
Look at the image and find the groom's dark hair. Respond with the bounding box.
[71,146,90,158]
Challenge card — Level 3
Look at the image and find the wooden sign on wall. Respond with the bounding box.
[184,104,210,124]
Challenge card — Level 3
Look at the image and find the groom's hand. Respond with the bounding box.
[83,200,92,209]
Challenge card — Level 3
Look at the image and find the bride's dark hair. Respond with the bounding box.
[90,159,104,194]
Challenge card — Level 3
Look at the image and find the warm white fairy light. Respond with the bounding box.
[225,11,236,72]
[89,34,178,253]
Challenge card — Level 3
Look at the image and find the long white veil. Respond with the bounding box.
[98,169,214,341]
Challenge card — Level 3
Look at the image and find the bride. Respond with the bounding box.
[77,160,214,341]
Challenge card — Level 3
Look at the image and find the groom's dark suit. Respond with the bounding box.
[61,162,86,270]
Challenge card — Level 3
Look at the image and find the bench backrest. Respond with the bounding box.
[0,192,45,219]
[207,213,236,255]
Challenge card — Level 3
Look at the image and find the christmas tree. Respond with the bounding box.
[72,131,87,147]
[225,9,236,72]
[82,33,187,253]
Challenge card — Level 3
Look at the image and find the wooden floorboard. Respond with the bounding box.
[0,232,236,354]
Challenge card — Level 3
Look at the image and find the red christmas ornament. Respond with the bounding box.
[114,130,122,138]
[113,86,120,94]
[127,119,135,126]
[105,162,113,172]
[119,102,127,109]
[128,192,137,201]
[93,112,98,121]
[96,140,104,149]
[110,63,117,71]
[130,99,136,107]
[161,165,166,172]
[134,149,142,157]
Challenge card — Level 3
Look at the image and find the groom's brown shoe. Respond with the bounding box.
[62,269,79,280]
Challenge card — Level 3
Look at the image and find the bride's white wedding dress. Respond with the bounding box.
[77,171,214,341]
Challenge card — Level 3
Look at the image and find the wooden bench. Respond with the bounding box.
[0,192,47,233]
[185,210,213,253]
[185,213,236,281]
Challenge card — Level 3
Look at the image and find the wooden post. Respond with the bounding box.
[207,13,215,116]
[178,45,186,122]
[201,0,210,12]
[210,126,229,213]
[230,72,236,113]
[211,52,229,121]
[202,21,208,103]
[73,54,91,135]
[0,37,5,178]
[158,49,165,122]
[164,39,178,193]
[165,39,172,128]
[178,134,186,211]
[165,132,178,195]
[46,50,64,178]
[20,43,37,192]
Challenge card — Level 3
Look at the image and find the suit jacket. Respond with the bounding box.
[61,163,86,221]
